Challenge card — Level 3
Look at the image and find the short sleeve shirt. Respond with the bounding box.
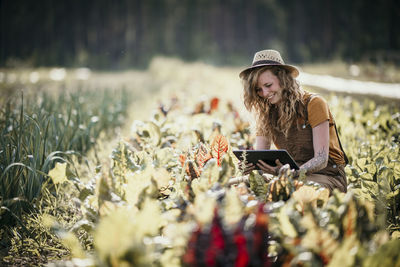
[308,95,346,165]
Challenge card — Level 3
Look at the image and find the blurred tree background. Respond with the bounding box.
[1,0,399,69]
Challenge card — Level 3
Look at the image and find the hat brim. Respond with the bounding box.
[239,64,299,79]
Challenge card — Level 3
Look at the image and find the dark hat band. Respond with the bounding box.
[252,60,282,66]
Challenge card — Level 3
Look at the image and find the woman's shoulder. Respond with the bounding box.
[305,92,331,126]
[303,91,327,106]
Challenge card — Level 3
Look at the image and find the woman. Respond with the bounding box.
[239,49,347,193]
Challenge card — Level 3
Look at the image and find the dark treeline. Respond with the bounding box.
[1,0,399,69]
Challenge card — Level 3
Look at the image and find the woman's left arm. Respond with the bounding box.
[299,120,329,174]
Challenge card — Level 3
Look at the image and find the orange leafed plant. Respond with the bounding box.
[187,160,200,180]
[195,143,212,170]
[209,97,220,113]
[210,134,229,166]
[179,153,187,167]
[180,153,200,179]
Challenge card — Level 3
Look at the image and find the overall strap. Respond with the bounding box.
[302,93,314,124]
[333,124,349,165]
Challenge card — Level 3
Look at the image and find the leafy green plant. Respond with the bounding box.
[0,88,129,229]
[336,98,400,233]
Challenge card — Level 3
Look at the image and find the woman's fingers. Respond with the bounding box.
[243,168,255,175]
[275,159,283,167]
[239,161,254,168]
[239,161,255,175]
[256,160,274,174]
[238,160,283,176]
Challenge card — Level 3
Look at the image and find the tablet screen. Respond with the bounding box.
[233,149,299,170]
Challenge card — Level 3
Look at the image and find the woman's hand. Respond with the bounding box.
[238,161,256,175]
[256,159,283,176]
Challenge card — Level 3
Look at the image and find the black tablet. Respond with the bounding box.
[233,149,299,170]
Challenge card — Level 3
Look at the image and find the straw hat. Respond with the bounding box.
[239,49,299,78]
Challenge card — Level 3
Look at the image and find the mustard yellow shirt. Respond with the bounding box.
[308,95,346,165]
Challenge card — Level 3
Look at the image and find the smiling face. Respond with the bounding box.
[255,69,283,105]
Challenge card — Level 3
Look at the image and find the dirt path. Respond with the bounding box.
[299,72,400,99]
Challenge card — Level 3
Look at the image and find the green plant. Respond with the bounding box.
[0,87,129,229]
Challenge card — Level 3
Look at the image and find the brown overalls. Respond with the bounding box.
[273,94,347,193]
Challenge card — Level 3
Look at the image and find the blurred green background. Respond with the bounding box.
[1,0,399,69]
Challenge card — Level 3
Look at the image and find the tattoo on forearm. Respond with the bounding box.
[300,146,328,175]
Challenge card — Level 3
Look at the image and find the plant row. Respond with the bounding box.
[22,93,400,267]
[0,87,129,231]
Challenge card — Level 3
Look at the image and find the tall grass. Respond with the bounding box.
[0,87,129,228]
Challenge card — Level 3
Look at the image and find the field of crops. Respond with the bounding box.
[1,58,400,266]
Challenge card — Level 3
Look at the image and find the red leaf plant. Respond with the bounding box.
[210,134,229,166]
[182,203,271,267]
[182,226,202,265]
[233,226,250,267]
[205,208,226,266]
[251,204,271,267]
[208,97,220,114]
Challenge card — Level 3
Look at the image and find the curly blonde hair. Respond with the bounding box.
[242,66,306,138]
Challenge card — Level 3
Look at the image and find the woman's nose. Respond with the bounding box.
[261,88,269,97]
